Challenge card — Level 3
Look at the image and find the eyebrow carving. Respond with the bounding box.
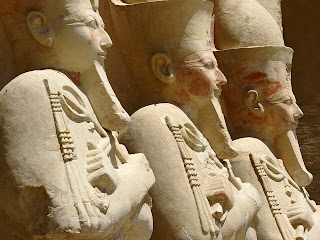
[184,57,214,68]
[266,89,291,104]
[65,22,86,27]
[64,13,100,27]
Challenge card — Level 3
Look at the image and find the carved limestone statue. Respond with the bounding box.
[213,0,284,50]
[110,0,261,239]
[213,1,320,239]
[121,103,260,240]
[0,0,155,239]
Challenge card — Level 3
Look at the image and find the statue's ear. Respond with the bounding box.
[245,90,264,116]
[27,11,54,47]
[151,53,176,84]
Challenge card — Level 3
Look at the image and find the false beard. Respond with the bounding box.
[197,97,238,159]
[80,61,130,132]
[274,130,313,187]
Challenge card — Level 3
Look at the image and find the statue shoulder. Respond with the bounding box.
[0,69,71,151]
[120,103,183,151]
[228,137,276,186]
[120,106,213,239]
[0,69,71,102]
[232,137,275,157]
[121,103,202,149]
[131,103,188,120]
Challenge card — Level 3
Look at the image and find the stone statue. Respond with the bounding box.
[110,0,261,239]
[213,1,320,239]
[217,46,312,187]
[0,0,155,239]
[213,0,284,50]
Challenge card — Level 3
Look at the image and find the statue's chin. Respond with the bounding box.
[80,61,130,132]
[274,130,313,187]
[198,97,238,159]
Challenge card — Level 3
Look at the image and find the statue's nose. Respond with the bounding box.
[100,30,113,49]
[216,68,227,86]
[293,103,304,120]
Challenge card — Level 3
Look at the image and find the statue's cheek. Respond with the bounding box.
[177,69,212,97]
[187,72,212,97]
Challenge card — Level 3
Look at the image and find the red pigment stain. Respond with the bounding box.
[173,89,190,106]
[189,76,210,96]
[273,67,279,73]
[243,71,268,84]
[213,189,229,201]
[262,82,283,97]
[176,68,191,83]
[57,69,81,86]
[269,108,276,121]
[89,29,99,45]
[245,111,266,125]
[177,89,190,99]
[176,66,210,97]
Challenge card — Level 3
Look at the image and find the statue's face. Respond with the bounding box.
[263,87,303,134]
[174,50,227,106]
[49,2,112,73]
[242,61,303,138]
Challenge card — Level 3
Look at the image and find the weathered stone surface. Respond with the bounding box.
[0,0,155,239]
[0,0,319,239]
[256,0,282,31]
[112,0,262,239]
[214,0,320,238]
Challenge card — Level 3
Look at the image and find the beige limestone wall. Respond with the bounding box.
[282,0,320,203]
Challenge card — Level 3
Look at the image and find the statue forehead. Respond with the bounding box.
[237,60,289,88]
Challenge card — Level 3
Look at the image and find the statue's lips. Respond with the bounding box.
[290,120,299,129]
[98,51,107,59]
[214,88,222,98]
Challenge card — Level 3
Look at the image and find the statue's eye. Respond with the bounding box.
[203,61,214,70]
[282,99,292,105]
[86,19,97,29]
